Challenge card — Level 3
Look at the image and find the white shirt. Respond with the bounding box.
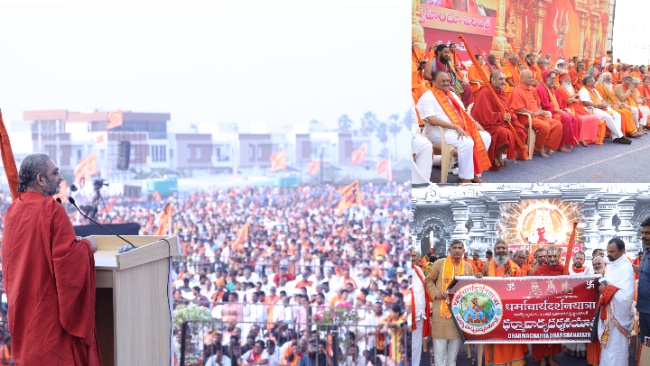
[412,265,427,322]
[240,349,269,366]
[267,348,281,366]
[579,87,603,104]
[205,355,232,366]
[416,89,464,123]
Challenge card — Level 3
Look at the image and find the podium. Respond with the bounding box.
[92,235,179,366]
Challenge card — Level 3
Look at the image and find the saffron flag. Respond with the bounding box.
[106,109,124,130]
[349,145,366,167]
[153,191,162,202]
[96,135,104,144]
[74,153,98,184]
[155,199,173,236]
[235,222,250,246]
[336,181,362,213]
[376,159,393,181]
[307,161,321,175]
[269,151,287,172]
[0,110,20,200]
[100,196,116,215]
[562,222,579,275]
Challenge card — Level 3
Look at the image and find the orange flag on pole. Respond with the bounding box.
[153,191,162,202]
[0,110,20,200]
[235,222,250,246]
[376,159,392,181]
[349,145,366,167]
[307,161,321,175]
[74,153,98,184]
[562,222,579,275]
[336,180,362,214]
[106,109,124,130]
[269,151,287,172]
[155,199,173,236]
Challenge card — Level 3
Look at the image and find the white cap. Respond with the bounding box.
[556,59,566,65]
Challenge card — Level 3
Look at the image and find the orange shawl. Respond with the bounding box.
[431,88,491,175]
[440,256,465,317]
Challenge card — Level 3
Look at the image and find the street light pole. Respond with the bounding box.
[320,146,324,185]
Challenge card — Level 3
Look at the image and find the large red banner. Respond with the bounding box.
[447,275,601,344]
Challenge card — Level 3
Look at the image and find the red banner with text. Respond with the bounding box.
[447,275,601,344]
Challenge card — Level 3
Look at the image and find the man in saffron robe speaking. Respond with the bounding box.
[2,154,102,365]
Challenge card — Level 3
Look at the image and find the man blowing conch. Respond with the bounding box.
[2,154,102,365]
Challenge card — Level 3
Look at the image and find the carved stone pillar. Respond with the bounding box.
[412,0,426,50]
[534,0,547,54]
[591,13,600,59]
[491,0,508,57]
[579,12,588,59]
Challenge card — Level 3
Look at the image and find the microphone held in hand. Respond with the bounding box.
[68,197,137,253]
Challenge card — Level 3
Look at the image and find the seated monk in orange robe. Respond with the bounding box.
[596,73,643,138]
[471,69,527,167]
[536,69,579,152]
[467,54,490,94]
[509,70,563,157]
[502,53,521,94]
[638,75,650,128]
[532,246,565,366]
[2,154,102,366]
[556,72,600,144]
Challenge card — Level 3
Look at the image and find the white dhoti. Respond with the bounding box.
[423,126,491,180]
[412,319,423,366]
[591,107,623,138]
[412,132,433,184]
[639,105,650,127]
[434,338,460,366]
[598,255,635,366]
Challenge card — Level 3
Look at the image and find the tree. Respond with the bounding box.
[337,114,353,133]
[360,111,378,135]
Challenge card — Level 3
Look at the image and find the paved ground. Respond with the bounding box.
[429,132,650,183]
[418,342,639,365]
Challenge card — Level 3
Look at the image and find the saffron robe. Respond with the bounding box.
[509,84,563,151]
[531,263,564,362]
[471,86,526,161]
[556,86,600,144]
[2,191,102,366]
[484,260,526,366]
[536,79,579,147]
[595,84,638,135]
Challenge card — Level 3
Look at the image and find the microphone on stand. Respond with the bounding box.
[68,197,137,253]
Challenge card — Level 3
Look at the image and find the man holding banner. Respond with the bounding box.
[480,239,527,366]
[531,246,564,366]
[425,240,474,366]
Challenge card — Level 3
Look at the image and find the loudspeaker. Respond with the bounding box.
[116,141,131,170]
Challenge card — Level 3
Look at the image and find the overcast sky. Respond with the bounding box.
[0,0,409,132]
[612,0,650,65]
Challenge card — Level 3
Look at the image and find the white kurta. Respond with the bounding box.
[598,255,635,365]
[411,265,427,366]
[578,87,624,138]
[416,90,491,180]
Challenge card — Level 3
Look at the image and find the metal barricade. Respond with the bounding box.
[176,320,409,366]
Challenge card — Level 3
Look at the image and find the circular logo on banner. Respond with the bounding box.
[450,284,503,335]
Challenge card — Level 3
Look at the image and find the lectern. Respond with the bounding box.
[92,235,179,366]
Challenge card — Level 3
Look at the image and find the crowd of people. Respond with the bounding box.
[412,217,650,366]
[411,41,650,183]
[0,181,414,365]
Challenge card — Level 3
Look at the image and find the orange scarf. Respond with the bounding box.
[571,264,586,273]
[587,88,614,116]
[440,257,465,317]
[622,84,636,106]
[431,88,491,175]
[411,265,432,337]
[487,259,512,277]
[543,83,560,109]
